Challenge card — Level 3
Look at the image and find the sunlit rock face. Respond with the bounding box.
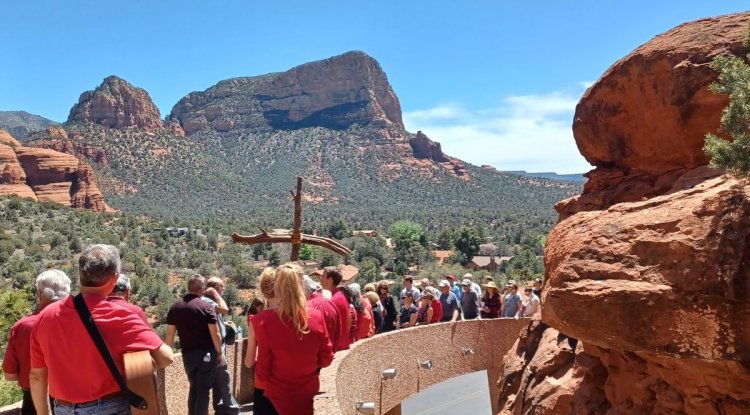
[0,129,109,211]
[499,11,750,415]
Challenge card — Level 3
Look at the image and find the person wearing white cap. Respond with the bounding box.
[437,280,459,322]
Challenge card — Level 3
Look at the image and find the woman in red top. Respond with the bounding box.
[245,267,277,415]
[253,264,334,415]
[338,286,360,343]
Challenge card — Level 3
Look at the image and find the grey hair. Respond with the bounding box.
[302,275,320,294]
[349,283,361,296]
[111,274,131,295]
[36,270,71,302]
[78,244,121,287]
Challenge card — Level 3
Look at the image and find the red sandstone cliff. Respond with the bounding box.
[499,12,750,415]
[168,51,403,135]
[68,76,164,132]
[0,130,109,211]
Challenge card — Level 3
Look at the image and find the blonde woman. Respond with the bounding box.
[253,263,334,415]
[245,267,277,415]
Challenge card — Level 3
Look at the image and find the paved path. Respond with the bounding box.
[401,370,492,415]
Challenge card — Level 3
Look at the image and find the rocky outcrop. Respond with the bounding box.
[25,127,109,164]
[69,76,164,132]
[168,51,403,134]
[500,12,750,415]
[0,130,108,211]
[562,12,750,217]
[498,321,609,415]
[539,175,750,414]
[410,131,448,162]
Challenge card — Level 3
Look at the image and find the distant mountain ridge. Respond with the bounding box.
[504,170,587,182]
[17,51,581,232]
[0,111,59,141]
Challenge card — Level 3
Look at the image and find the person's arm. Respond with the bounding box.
[150,344,174,369]
[3,372,17,381]
[165,324,177,348]
[426,307,433,324]
[244,324,257,368]
[451,306,459,322]
[29,367,49,415]
[407,310,418,327]
[514,297,522,318]
[204,288,229,315]
[208,323,223,366]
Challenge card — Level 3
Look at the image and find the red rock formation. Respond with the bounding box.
[168,51,403,134]
[563,12,750,217]
[26,126,109,164]
[69,76,164,132]
[500,12,750,415]
[0,131,36,199]
[0,130,108,211]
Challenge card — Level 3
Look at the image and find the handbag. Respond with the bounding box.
[73,294,148,410]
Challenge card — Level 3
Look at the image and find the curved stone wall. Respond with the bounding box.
[315,318,530,415]
[0,319,528,415]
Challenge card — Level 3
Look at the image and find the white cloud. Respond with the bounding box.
[578,80,595,89]
[402,89,593,174]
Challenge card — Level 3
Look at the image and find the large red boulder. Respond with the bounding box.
[574,12,750,174]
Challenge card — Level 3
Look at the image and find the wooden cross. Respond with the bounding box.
[231,177,352,261]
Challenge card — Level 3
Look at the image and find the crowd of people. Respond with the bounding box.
[2,243,543,415]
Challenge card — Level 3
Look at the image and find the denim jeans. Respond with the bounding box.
[54,396,130,415]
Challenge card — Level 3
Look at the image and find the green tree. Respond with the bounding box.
[390,221,427,250]
[704,27,750,176]
[299,244,313,261]
[453,226,481,265]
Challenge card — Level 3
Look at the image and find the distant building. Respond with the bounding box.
[433,250,454,265]
[310,264,360,283]
[166,227,188,237]
[466,256,513,272]
[352,230,378,237]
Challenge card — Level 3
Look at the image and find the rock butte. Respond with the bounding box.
[0,129,109,211]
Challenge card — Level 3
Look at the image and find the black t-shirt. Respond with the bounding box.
[166,293,217,352]
[399,304,417,325]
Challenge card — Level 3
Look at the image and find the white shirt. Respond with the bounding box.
[523,294,541,317]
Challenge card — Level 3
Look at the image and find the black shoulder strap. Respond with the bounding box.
[73,294,147,410]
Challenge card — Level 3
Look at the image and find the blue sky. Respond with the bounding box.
[2,1,748,173]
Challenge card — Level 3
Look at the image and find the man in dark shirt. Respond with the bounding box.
[166,274,223,415]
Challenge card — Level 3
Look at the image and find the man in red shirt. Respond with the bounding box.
[30,244,174,415]
[107,274,148,324]
[3,269,70,415]
[319,267,351,351]
[303,275,340,345]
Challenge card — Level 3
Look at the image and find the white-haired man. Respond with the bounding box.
[107,273,148,324]
[463,273,482,297]
[30,244,173,415]
[3,269,70,415]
